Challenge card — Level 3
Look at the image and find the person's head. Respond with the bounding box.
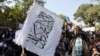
[96,44,100,53]
[74,29,78,35]
[59,50,63,55]
[94,54,100,56]
[74,28,79,36]
[73,26,82,36]
[63,37,67,42]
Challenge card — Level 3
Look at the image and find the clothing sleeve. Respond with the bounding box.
[81,32,90,43]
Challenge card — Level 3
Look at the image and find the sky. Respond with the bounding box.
[44,0,95,25]
[7,0,96,25]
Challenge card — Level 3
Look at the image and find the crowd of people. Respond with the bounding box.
[0,21,100,56]
[0,28,22,56]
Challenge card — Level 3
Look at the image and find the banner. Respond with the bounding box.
[15,2,64,56]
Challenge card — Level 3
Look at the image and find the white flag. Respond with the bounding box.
[15,2,64,56]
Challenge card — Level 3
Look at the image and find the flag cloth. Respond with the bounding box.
[15,2,64,56]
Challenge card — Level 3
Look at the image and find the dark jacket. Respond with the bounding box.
[68,32,90,56]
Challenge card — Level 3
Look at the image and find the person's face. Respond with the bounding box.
[74,29,79,35]
[63,38,67,42]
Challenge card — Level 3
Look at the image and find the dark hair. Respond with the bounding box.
[75,26,82,31]
[96,44,100,52]
[94,54,100,56]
